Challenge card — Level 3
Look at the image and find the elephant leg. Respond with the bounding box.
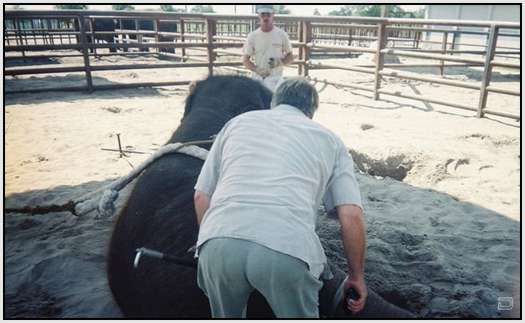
[319,266,415,318]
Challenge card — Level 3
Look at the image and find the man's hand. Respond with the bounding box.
[345,275,368,314]
[337,204,367,313]
[243,55,257,73]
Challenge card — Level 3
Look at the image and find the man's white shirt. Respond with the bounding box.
[195,104,363,279]
[243,26,292,78]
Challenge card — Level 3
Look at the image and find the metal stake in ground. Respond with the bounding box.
[116,133,126,158]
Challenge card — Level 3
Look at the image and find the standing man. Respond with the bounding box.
[243,5,294,91]
[194,78,368,318]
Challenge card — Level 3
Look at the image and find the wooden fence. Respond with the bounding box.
[4,10,521,120]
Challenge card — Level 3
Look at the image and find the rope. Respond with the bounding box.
[75,140,212,218]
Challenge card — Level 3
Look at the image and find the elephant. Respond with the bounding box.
[106,75,414,318]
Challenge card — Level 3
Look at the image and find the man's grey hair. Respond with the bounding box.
[272,78,319,118]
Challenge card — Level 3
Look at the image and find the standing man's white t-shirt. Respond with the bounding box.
[243,27,292,90]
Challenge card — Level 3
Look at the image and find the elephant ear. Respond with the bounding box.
[183,80,201,118]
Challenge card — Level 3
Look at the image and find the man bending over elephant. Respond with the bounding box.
[193,78,367,318]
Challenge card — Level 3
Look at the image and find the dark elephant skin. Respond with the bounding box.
[319,265,415,318]
[107,75,273,317]
[107,75,414,318]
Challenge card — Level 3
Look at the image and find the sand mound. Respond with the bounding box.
[319,174,520,318]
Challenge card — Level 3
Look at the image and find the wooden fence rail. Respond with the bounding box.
[4,10,520,120]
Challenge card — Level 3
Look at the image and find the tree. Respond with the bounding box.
[328,5,353,16]
[160,5,185,12]
[328,5,417,17]
[351,5,381,17]
[313,8,321,16]
[274,5,290,14]
[112,4,135,11]
[411,8,426,19]
[334,5,413,18]
[190,5,214,13]
[55,4,87,10]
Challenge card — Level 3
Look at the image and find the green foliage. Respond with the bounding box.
[313,8,321,16]
[160,5,185,12]
[55,4,87,10]
[160,5,174,11]
[274,5,290,14]
[350,5,382,17]
[112,4,135,11]
[328,5,418,18]
[411,8,426,19]
[190,5,214,13]
[328,5,353,16]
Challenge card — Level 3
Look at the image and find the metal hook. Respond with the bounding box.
[133,248,143,269]
[133,247,165,269]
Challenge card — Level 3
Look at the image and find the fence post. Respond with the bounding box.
[30,19,35,45]
[57,19,65,45]
[477,24,498,118]
[348,25,353,47]
[77,16,94,92]
[180,18,186,60]
[15,19,26,58]
[39,19,46,45]
[297,21,304,75]
[439,31,448,76]
[67,19,72,44]
[117,19,123,52]
[89,18,97,57]
[48,19,57,45]
[301,21,312,77]
[206,18,217,76]
[6,21,11,46]
[373,22,387,100]
[135,19,141,53]
[450,26,458,55]
[153,19,160,54]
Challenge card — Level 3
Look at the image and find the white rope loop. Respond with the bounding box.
[75,143,210,218]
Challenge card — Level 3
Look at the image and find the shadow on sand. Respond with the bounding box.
[4,170,520,318]
[401,65,520,83]
[4,74,185,106]
[5,56,63,68]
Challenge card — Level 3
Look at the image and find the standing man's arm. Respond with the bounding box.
[337,204,367,313]
[279,31,294,66]
[242,33,257,73]
[242,33,268,77]
[243,55,257,73]
[281,51,294,65]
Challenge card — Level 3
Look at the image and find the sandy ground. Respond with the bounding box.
[4,52,521,318]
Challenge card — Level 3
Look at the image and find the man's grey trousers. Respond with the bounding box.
[197,237,323,318]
